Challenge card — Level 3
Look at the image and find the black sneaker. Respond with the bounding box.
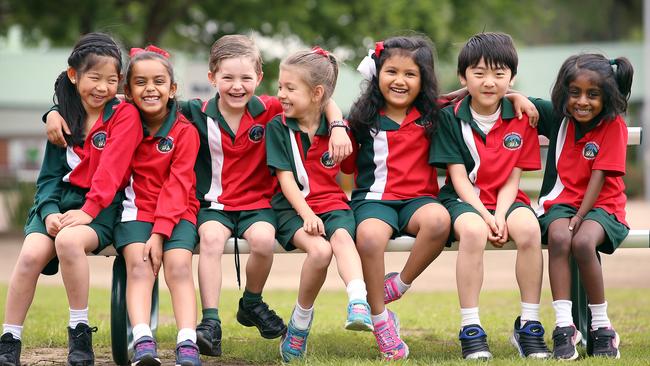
[196,318,221,356]
[458,324,492,360]
[510,316,551,358]
[552,324,582,360]
[236,298,286,339]
[67,323,97,366]
[588,327,620,358]
[0,333,21,366]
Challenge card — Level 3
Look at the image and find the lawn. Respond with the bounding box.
[2,285,649,365]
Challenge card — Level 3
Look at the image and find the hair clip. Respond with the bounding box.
[609,58,616,66]
[129,45,171,59]
[374,41,384,58]
[311,46,330,58]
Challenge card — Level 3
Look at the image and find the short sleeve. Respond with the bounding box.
[592,117,627,176]
[429,108,465,169]
[265,118,293,174]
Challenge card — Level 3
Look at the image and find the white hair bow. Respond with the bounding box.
[357,49,377,81]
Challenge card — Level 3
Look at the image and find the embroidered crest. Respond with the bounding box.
[157,137,174,153]
[91,132,107,150]
[320,151,335,168]
[248,124,265,142]
[503,132,523,150]
[583,141,599,160]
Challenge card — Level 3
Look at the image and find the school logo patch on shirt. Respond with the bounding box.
[583,141,599,160]
[157,137,174,153]
[320,151,335,168]
[503,132,523,150]
[248,124,265,143]
[91,131,107,150]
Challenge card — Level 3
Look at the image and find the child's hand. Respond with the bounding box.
[508,93,539,127]
[143,233,164,276]
[568,215,584,234]
[59,209,93,228]
[44,213,63,236]
[481,213,501,245]
[302,213,325,236]
[493,214,509,247]
[328,127,353,164]
[46,111,71,147]
[440,87,468,104]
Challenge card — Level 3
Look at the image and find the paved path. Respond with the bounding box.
[0,200,648,291]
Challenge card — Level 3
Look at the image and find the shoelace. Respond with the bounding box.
[552,330,571,346]
[178,345,198,357]
[350,304,368,315]
[71,326,97,349]
[288,334,305,351]
[135,340,155,353]
[384,281,399,300]
[375,323,397,349]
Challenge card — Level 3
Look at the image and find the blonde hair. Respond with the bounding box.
[280,49,338,107]
[209,34,263,75]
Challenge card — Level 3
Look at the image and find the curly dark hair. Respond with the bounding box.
[551,53,633,122]
[348,35,439,137]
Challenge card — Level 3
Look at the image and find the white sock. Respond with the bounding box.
[69,308,89,328]
[2,324,23,340]
[395,273,411,293]
[176,328,196,344]
[132,323,153,342]
[460,307,481,327]
[553,300,574,327]
[346,279,367,302]
[371,309,389,325]
[520,302,540,324]
[588,302,611,329]
[291,303,314,330]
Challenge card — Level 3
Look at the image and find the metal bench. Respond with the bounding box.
[101,127,644,365]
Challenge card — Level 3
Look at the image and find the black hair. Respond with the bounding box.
[348,35,439,137]
[125,50,177,111]
[457,32,518,78]
[53,32,122,146]
[551,53,633,122]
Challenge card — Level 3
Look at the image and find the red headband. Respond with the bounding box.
[311,46,330,58]
[129,45,170,59]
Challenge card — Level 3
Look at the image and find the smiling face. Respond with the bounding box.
[460,57,513,115]
[277,66,320,119]
[567,70,604,124]
[209,56,262,113]
[69,56,120,115]
[378,54,421,115]
[126,59,176,124]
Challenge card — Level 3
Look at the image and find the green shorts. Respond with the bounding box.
[538,204,629,254]
[114,219,198,252]
[442,199,532,227]
[197,207,277,238]
[350,196,439,239]
[276,209,356,251]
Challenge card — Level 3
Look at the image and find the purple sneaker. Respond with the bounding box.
[132,336,161,366]
[372,310,409,360]
[175,340,201,366]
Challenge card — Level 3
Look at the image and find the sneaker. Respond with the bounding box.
[279,309,312,362]
[0,333,21,366]
[372,310,409,360]
[175,340,201,366]
[383,272,405,304]
[459,324,492,360]
[510,317,551,358]
[67,323,98,366]
[588,327,620,358]
[552,324,582,360]
[196,318,221,356]
[131,336,161,366]
[236,298,287,339]
[344,300,373,332]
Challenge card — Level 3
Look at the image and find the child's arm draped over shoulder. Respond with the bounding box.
[323,99,352,164]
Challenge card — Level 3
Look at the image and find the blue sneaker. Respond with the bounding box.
[344,300,373,331]
[279,309,312,362]
[459,324,492,360]
[510,317,551,358]
[175,340,201,366]
[131,336,161,366]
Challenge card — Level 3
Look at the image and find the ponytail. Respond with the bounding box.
[612,57,633,105]
[54,71,85,146]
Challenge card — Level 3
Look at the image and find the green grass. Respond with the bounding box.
[1,285,649,365]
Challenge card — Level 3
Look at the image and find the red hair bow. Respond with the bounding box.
[374,41,384,58]
[129,45,170,59]
[311,46,330,58]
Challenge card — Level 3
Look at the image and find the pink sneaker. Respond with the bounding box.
[383,272,405,304]
[372,310,409,360]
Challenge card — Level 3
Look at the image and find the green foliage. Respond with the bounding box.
[2,286,649,364]
[4,181,36,231]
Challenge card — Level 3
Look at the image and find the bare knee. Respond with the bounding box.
[126,257,154,282]
[15,250,51,277]
[457,224,488,253]
[514,225,541,251]
[306,244,333,269]
[548,229,572,258]
[164,260,193,283]
[571,234,597,262]
[54,229,84,259]
[419,209,451,238]
[199,230,228,258]
[247,231,276,258]
[356,225,388,257]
